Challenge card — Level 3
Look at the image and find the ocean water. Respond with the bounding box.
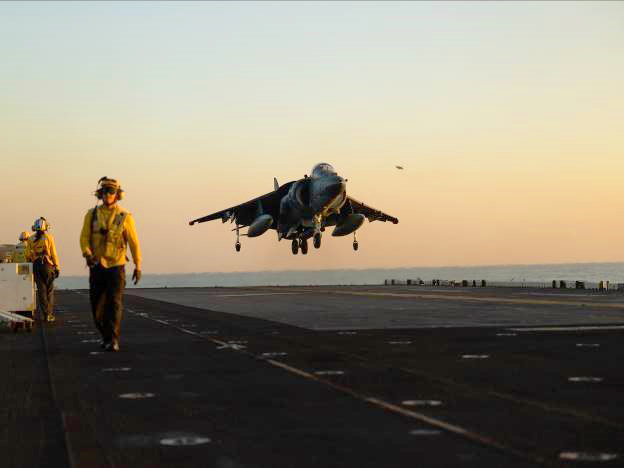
[56,263,624,290]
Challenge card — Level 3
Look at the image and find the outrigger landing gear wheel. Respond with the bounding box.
[291,239,299,255]
[235,242,241,252]
[313,233,322,249]
[300,238,308,255]
[353,241,359,251]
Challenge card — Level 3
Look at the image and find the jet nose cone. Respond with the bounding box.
[328,176,346,197]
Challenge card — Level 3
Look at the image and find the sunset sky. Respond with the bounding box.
[1,2,623,276]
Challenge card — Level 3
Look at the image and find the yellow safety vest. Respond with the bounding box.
[80,204,141,269]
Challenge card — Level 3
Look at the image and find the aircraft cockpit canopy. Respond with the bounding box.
[311,163,337,178]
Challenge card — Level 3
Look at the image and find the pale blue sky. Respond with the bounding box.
[1,2,623,274]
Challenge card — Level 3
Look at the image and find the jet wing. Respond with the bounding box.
[189,181,295,227]
[347,196,399,224]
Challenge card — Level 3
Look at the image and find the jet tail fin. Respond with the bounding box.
[274,178,279,191]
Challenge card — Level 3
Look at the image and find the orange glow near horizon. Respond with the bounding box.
[1,2,623,275]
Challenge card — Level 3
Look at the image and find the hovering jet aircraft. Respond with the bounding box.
[189,163,399,255]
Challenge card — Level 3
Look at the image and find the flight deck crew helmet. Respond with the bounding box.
[18,231,31,242]
[95,176,124,201]
[32,217,49,232]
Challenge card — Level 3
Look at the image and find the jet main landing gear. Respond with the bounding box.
[234,224,241,252]
[300,238,308,255]
[291,239,299,255]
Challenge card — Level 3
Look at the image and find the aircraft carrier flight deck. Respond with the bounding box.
[3,285,624,467]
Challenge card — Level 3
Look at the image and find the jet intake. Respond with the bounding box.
[247,214,274,237]
[332,214,365,237]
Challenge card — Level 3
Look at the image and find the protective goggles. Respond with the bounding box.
[102,187,117,195]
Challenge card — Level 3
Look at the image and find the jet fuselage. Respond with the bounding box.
[277,163,347,240]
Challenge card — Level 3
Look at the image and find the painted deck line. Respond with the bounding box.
[509,325,624,332]
[215,292,304,297]
[316,290,624,310]
[126,308,549,467]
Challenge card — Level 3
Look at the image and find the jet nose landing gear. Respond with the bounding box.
[235,242,241,252]
[313,233,322,249]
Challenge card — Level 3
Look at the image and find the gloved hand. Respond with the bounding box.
[132,269,142,285]
[54,268,60,279]
[85,255,97,268]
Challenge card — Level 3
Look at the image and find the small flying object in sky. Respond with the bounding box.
[189,163,399,255]
[395,165,404,170]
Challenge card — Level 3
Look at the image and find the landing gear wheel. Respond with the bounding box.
[291,239,299,255]
[300,238,308,255]
[235,242,241,252]
[313,233,322,249]
[353,241,359,251]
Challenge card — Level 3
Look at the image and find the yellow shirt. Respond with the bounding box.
[26,233,60,270]
[79,204,142,269]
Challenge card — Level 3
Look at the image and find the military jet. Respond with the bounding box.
[189,163,399,255]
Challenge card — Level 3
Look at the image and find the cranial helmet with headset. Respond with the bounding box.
[32,217,49,232]
[95,176,124,201]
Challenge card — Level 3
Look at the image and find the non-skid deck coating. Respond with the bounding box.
[2,285,624,468]
[126,285,624,330]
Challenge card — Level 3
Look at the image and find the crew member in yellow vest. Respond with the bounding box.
[26,218,60,322]
[79,177,141,352]
[13,231,31,263]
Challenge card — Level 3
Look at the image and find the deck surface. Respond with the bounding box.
[2,285,624,467]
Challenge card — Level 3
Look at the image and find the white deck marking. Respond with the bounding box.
[402,400,443,407]
[160,436,211,446]
[510,325,624,332]
[559,452,618,462]
[569,377,603,383]
[314,370,345,376]
[260,352,288,358]
[216,293,302,297]
[119,393,155,399]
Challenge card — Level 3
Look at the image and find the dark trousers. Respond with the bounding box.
[89,265,125,344]
[33,259,55,320]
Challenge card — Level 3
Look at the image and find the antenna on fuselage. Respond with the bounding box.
[274,178,279,191]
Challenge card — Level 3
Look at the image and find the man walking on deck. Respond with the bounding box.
[27,218,60,322]
[80,177,142,352]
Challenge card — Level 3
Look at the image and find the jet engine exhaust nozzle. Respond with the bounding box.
[247,214,274,238]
